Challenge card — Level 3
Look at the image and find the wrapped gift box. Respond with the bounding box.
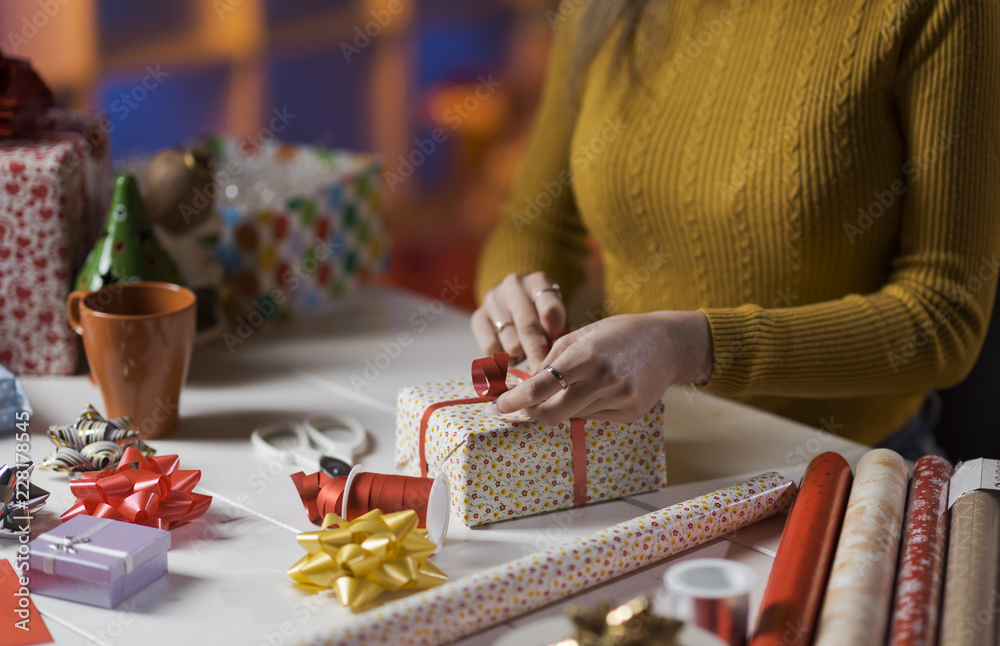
[209,135,389,320]
[28,515,170,608]
[0,125,111,375]
[0,364,31,433]
[396,376,666,527]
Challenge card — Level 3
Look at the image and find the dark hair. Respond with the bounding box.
[567,0,654,102]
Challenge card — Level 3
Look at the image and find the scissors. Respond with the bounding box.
[251,414,369,479]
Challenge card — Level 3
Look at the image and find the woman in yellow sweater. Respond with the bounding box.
[473,0,1000,454]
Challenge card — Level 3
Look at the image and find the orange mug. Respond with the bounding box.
[67,282,196,439]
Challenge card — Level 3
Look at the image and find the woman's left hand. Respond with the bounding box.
[486,311,715,423]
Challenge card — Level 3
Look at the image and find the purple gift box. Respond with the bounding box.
[27,515,170,608]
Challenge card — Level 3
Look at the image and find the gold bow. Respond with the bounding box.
[288,508,447,611]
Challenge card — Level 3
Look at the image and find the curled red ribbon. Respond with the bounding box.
[291,470,436,527]
[61,446,212,530]
[0,49,54,138]
[419,353,589,507]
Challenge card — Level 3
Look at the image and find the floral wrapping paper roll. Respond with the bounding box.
[813,449,909,646]
[396,377,666,526]
[888,454,953,646]
[312,471,797,646]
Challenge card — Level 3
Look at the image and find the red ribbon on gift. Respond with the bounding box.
[61,446,212,530]
[419,353,589,507]
[0,50,54,138]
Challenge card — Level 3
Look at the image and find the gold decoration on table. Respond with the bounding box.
[560,597,683,646]
[288,509,446,611]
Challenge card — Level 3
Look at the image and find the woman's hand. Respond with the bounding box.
[472,271,566,371]
[485,311,714,424]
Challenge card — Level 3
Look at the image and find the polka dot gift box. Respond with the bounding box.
[211,135,389,322]
[395,369,667,527]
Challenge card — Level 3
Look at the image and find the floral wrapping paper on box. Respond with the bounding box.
[0,124,111,375]
[27,515,170,608]
[395,366,666,527]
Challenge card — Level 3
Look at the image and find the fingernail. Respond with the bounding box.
[485,403,500,416]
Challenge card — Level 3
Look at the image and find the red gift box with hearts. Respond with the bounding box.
[0,130,111,374]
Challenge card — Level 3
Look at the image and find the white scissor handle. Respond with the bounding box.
[250,423,322,473]
[302,414,369,465]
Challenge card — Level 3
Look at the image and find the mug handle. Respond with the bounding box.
[66,290,88,335]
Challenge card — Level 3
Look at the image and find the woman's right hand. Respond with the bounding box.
[472,271,566,371]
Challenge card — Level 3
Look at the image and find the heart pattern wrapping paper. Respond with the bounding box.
[0,130,110,375]
[395,377,666,526]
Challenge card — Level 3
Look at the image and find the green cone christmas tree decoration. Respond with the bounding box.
[75,173,184,290]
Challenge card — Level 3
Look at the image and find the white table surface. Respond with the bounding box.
[0,284,869,645]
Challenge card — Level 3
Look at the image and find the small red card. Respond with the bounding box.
[0,558,52,646]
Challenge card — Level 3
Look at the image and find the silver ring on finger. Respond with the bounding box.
[543,364,568,390]
[494,319,513,334]
[532,283,561,303]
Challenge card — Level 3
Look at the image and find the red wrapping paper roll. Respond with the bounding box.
[888,454,953,646]
[749,452,852,646]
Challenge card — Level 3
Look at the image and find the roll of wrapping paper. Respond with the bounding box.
[813,448,909,646]
[888,454,953,646]
[309,471,797,646]
[939,489,1000,646]
[749,452,852,646]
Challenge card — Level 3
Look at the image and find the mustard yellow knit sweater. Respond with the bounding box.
[476,0,1000,445]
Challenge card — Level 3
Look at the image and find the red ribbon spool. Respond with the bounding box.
[418,353,589,507]
[291,467,450,546]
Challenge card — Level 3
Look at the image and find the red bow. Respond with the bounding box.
[61,446,212,530]
[0,50,55,138]
[419,353,589,506]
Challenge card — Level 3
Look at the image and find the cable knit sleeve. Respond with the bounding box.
[474,5,591,304]
[701,0,1000,397]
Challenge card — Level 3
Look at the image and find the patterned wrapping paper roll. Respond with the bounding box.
[939,489,1000,646]
[749,452,852,646]
[311,472,797,646]
[813,449,909,646]
[888,454,953,646]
